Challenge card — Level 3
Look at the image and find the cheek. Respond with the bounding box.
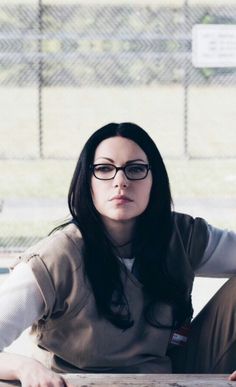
[90,178,106,209]
[140,179,153,207]
[90,179,99,203]
[90,178,95,197]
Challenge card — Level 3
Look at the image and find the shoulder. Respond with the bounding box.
[172,211,207,227]
[15,223,87,318]
[19,221,85,279]
[172,211,209,237]
[18,222,84,271]
[171,211,210,268]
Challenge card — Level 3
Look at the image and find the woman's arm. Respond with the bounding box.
[0,262,44,350]
[0,263,73,386]
[0,352,73,386]
[194,224,236,277]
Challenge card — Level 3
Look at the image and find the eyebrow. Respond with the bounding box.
[94,157,147,164]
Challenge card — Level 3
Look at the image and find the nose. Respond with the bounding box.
[112,169,129,188]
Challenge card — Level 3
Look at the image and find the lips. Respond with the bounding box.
[110,195,133,202]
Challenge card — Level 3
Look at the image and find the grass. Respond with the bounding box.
[0,160,75,198]
[1,158,236,199]
[167,159,236,198]
[1,158,236,246]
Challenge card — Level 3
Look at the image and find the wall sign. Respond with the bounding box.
[192,24,236,68]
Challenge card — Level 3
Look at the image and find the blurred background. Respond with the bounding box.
[0,0,236,344]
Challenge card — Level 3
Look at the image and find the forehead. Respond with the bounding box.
[94,136,148,161]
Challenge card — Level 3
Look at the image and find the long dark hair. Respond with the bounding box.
[68,122,191,329]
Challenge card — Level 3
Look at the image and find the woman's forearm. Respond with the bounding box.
[0,352,71,387]
[0,351,37,380]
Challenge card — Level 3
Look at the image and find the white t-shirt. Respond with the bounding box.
[0,262,44,350]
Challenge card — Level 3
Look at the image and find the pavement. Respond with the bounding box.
[1,196,236,225]
[0,197,68,222]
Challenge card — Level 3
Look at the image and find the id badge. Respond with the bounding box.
[170,324,191,346]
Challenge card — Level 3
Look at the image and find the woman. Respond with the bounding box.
[1,122,236,385]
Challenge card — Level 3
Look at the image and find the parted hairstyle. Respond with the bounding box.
[68,122,192,329]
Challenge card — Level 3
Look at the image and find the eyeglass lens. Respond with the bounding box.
[93,164,149,180]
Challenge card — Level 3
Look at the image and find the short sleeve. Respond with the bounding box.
[14,225,84,320]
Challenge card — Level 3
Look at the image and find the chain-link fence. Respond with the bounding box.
[1,1,236,160]
[1,1,236,253]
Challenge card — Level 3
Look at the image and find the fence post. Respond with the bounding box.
[184,0,189,159]
[38,0,43,159]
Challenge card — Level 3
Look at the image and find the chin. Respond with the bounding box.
[103,212,136,223]
[114,217,134,222]
[114,211,137,220]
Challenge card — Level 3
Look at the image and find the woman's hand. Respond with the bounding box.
[0,352,74,387]
[18,359,74,387]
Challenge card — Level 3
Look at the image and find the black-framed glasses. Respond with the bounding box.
[91,163,151,180]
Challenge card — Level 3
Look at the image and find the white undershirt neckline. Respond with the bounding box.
[117,256,135,272]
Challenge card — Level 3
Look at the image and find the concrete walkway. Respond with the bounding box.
[1,197,236,224]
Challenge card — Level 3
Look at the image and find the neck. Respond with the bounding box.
[103,219,136,258]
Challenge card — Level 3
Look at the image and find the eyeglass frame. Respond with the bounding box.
[90,163,151,181]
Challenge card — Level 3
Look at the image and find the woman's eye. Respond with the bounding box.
[128,165,145,173]
[95,165,113,173]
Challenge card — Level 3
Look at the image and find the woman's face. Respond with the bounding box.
[91,136,153,229]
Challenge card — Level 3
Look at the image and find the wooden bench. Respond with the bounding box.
[0,374,235,386]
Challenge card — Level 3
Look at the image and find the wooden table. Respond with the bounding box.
[0,374,235,386]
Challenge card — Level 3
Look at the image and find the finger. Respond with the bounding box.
[52,376,69,387]
[228,370,236,381]
[59,376,74,387]
[60,377,74,387]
